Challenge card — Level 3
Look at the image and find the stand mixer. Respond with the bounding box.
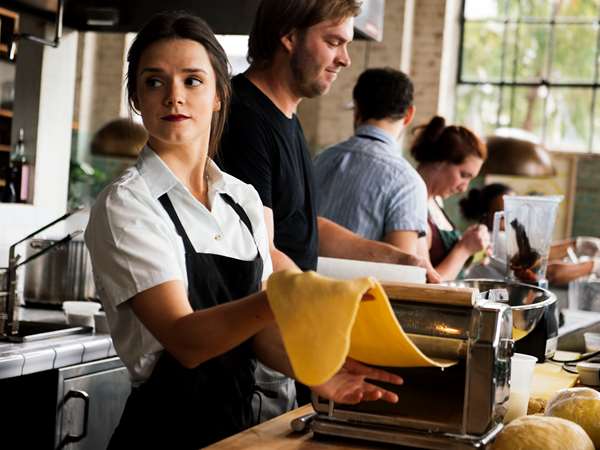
[491,195,562,288]
[486,195,563,360]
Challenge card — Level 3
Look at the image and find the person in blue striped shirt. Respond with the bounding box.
[314,67,426,256]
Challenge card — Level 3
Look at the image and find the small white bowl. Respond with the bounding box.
[63,301,101,329]
[66,312,95,328]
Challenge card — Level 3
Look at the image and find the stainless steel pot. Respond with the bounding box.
[1,267,20,306]
[24,239,97,305]
[0,268,16,330]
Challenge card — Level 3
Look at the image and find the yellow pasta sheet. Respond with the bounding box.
[266,269,456,386]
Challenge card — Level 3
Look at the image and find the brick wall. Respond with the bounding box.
[73,33,129,160]
[409,0,446,128]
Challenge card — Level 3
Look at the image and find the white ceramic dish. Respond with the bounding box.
[63,301,101,329]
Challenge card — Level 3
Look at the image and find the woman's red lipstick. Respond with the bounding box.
[161,114,190,122]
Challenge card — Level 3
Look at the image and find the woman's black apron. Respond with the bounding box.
[108,192,263,449]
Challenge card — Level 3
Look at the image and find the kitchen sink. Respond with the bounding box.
[0,320,92,343]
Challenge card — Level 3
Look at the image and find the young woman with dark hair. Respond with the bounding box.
[412,116,491,280]
[85,12,401,449]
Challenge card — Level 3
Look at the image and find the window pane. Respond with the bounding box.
[507,0,552,19]
[550,24,597,83]
[555,0,599,19]
[503,23,518,80]
[499,86,545,138]
[513,24,550,82]
[464,0,506,19]
[461,21,505,81]
[216,35,249,75]
[592,93,600,153]
[545,88,592,151]
[455,84,500,137]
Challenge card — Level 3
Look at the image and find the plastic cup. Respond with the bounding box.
[504,353,537,423]
[584,332,600,352]
[63,301,101,329]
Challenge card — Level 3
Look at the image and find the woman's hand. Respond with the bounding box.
[310,358,403,404]
[459,224,490,255]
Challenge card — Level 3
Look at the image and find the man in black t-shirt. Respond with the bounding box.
[220,75,318,270]
[218,0,439,422]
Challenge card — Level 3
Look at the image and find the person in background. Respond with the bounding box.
[461,183,600,285]
[459,183,513,231]
[314,67,426,255]
[91,118,148,159]
[217,0,439,419]
[411,116,490,281]
[85,12,402,449]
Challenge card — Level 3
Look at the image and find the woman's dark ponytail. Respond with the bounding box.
[410,116,446,163]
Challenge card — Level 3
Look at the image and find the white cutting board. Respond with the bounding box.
[317,257,426,284]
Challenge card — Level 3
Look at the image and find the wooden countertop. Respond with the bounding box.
[206,405,396,450]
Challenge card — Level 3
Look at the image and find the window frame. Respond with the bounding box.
[456,0,600,152]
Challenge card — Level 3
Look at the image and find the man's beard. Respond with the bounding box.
[290,45,329,99]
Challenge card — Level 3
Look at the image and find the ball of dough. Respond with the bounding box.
[546,387,600,412]
[491,415,594,450]
[546,396,600,448]
[527,397,547,415]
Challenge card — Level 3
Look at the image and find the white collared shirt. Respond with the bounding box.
[85,146,273,383]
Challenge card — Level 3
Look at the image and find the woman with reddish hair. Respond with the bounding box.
[412,116,491,280]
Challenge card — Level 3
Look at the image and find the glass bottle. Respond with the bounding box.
[15,128,30,202]
[1,128,30,203]
[0,165,16,202]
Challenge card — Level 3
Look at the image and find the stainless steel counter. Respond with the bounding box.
[552,285,600,351]
[0,306,117,379]
[558,308,600,351]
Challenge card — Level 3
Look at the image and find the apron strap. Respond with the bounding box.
[158,192,260,252]
[158,193,195,253]
[219,193,254,234]
[219,193,262,252]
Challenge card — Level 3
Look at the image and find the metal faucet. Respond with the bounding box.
[2,207,84,337]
